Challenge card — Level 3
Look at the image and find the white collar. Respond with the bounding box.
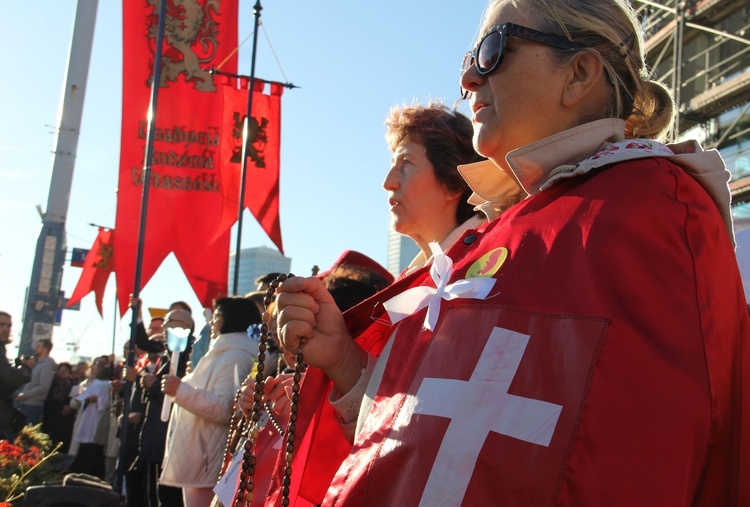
[402,215,486,277]
[208,331,254,354]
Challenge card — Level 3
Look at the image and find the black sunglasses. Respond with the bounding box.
[460,22,583,99]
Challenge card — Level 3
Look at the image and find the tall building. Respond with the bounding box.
[387,228,420,278]
[228,245,291,296]
[637,0,750,226]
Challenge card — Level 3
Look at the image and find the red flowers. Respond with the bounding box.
[0,425,63,505]
[0,441,40,469]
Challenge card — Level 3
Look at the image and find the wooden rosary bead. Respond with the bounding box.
[229,273,300,507]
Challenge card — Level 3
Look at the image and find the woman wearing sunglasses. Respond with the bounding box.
[272,0,749,505]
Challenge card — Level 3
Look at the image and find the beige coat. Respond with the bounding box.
[160,332,255,488]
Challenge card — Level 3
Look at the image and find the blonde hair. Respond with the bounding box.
[486,0,675,141]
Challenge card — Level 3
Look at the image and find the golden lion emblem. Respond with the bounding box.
[147,0,221,92]
[230,112,269,168]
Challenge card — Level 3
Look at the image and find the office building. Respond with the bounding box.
[387,228,420,278]
[228,245,291,296]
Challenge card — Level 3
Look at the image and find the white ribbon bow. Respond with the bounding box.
[383,242,496,331]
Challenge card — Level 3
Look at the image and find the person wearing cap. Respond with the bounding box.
[318,250,394,313]
[127,297,193,358]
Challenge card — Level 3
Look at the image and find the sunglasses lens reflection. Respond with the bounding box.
[478,32,502,73]
[460,29,504,98]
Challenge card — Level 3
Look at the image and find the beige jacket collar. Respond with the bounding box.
[458,118,734,245]
[458,119,624,206]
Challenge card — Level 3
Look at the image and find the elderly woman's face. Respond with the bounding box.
[383,139,459,244]
[460,3,569,165]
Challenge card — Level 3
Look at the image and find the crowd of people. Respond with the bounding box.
[3,0,750,505]
[0,314,126,482]
[0,248,394,507]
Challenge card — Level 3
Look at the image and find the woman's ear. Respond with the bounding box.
[443,186,465,205]
[561,51,606,108]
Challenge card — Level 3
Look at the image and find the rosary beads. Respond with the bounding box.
[235,273,303,507]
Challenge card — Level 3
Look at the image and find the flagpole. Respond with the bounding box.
[209,69,298,90]
[117,0,168,493]
[112,288,117,356]
[232,0,263,296]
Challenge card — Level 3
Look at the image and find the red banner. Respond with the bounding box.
[115,0,239,314]
[68,228,114,316]
[216,80,284,253]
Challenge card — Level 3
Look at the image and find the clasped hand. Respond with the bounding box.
[238,373,294,421]
[276,276,368,394]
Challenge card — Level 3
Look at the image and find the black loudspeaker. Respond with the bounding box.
[23,485,121,507]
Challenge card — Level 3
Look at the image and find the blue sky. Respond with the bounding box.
[0,1,487,362]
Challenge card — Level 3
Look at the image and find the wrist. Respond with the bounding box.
[325,340,368,395]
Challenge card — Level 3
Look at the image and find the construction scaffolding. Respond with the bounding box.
[635,0,750,204]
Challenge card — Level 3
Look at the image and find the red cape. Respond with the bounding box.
[268,157,750,506]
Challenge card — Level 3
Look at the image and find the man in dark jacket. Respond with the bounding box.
[124,306,194,507]
[0,311,33,440]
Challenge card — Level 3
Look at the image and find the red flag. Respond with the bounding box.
[216,79,284,253]
[115,0,239,314]
[67,228,114,317]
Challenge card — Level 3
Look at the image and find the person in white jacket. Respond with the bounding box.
[160,296,261,507]
[69,358,112,479]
